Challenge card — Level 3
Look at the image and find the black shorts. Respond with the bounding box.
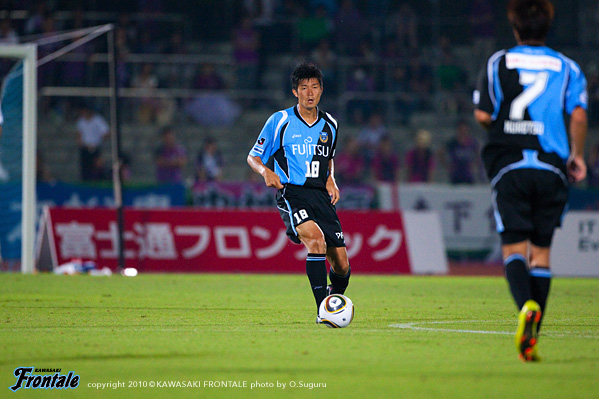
[276,184,346,247]
[492,168,568,247]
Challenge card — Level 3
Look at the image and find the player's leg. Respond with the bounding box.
[276,189,328,314]
[494,170,541,361]
[528,169,567,333]
[493,169,535,311]
[528,244,551,267]
[296,221,328,310]
[503,237,542,362]
[297,220,327,253]
[310,190,349,296]
[528,239,553,333]
[502,240,533,310]
[326,246,350,295]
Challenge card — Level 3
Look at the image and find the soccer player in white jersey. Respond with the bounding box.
[247,63,350,323]
[473,0,588,361]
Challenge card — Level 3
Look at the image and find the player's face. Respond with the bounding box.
[293,78,322,111]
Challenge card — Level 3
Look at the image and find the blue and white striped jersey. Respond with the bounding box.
[474,45,587,174]
[249,105,338,189]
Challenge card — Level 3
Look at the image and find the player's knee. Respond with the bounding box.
[332,261,349,275]
[328,249,349,274]
[529,247,551,268]
[301,235,326,253]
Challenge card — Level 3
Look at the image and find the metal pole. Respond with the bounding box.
[21,44,37,274]
[107,25,125,271]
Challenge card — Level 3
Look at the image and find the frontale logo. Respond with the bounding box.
[9,367,80,392]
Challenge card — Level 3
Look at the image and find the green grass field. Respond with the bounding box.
[1,273,598,399]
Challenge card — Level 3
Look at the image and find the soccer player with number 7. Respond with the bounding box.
[473,0,588,361]
[247,63,351,323]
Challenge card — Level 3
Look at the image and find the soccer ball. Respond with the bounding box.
[318,294,354,328]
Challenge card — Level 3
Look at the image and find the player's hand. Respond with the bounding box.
[326,176,340,205]
[262,168,284,189]
[567,155,587,183]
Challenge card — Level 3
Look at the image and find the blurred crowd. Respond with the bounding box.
[1,0,598,188]
[335,117,483,186]
[0,0,492,123]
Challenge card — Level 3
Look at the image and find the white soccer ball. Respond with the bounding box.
[318,294,354,328]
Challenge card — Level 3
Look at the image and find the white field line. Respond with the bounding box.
[389,322,512,335]
[389,320,599,339]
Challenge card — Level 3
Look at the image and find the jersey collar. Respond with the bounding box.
[294,105,321,128]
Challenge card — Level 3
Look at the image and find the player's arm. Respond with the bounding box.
[473,64,494,129]
[248,112,283,188]
[247,155,283,189]
[326,159,340,205]
[566,106,588,183]
[474,109,492,129]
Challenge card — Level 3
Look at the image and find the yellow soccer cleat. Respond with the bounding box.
[515,300,542,362]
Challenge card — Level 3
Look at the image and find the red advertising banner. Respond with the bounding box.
[38,207,411,274]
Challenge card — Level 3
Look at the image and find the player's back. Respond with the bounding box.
[476,45,587,174]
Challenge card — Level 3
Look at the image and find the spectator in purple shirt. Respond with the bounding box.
[441,119,481,184]
[373,135,400,183]
[334,137,366,185]
[469,0,496,63]
[155,126,187,184]
[334,0,366,56]
[193,63,226,91]
[405,129,435,183]
[233,15,260,90]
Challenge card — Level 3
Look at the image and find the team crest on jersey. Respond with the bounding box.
[319,131,328,143]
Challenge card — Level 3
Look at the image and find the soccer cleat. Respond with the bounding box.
[515,300,542,362]
[316,315,323,324]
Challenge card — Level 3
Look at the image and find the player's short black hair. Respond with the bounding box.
[291,63,323,91]
[507,0,554,42]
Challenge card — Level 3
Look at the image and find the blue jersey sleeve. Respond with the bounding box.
[564,60,588,114]
[249,112,283,163]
